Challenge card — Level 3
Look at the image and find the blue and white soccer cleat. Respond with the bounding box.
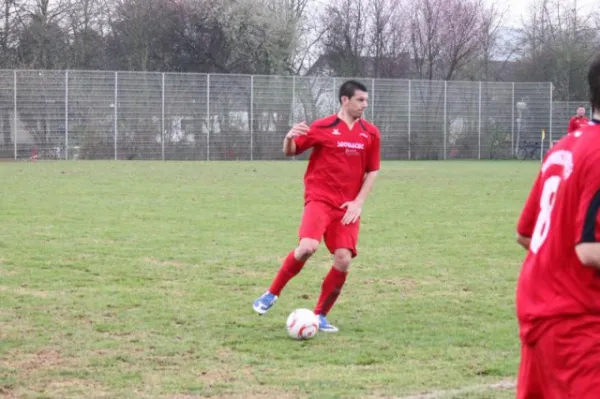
[253,291,277,315]
[317,314,339,333]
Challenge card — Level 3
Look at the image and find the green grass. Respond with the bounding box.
[0,160,538,398]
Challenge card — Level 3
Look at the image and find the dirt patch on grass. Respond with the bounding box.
[2,378,108,398]
[397,379,516,398]
[42,378,108,397]
[6,349,67,372]
[145,257,187,268]
[362,277,419,290]
[167,387,303,399]
[0,387,18,399]
[0,349,101,397]
[225,267,269,279]
[0,285,57,298]
[252,255,285,264]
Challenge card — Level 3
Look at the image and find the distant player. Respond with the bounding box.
[252,80,381,333]
[567,106,589,134]
[515,55,600,398]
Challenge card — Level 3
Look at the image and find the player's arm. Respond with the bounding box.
[574,157,600,268]
[354,131,381,206]
[341,129,380,225]
[516,172,543,250]
[568,118,577,133]
[282,137,295,156]
[355,171,378,205]
[358,129,381,204]
[283,122,309,157]
[517,234,531,250]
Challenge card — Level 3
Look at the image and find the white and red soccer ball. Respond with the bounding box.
[286,308,319,340]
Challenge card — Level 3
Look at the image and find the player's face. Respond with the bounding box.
[577,107,585,117]
[342,90,369,119]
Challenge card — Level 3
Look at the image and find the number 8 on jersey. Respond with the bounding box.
[530,176,562,254]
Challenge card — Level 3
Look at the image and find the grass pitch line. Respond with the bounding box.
[400,379,516,398]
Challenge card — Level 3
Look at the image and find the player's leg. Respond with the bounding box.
[313,213,359,332]
[515,342,544,399]
[543,315,600,398]
[253,201,330,315]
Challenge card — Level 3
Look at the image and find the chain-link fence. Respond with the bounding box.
[0,70,563,161]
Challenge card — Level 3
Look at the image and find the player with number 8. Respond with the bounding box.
[515,54,600,398]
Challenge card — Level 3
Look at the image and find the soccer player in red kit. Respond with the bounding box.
[252,80,381,332]
[515,55,600,398]
[567,106,589,134]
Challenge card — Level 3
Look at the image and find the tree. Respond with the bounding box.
[66,0,109,69]
[316,0,409,78]
[516,0,599,100]
[106,0,178,71]
[409,0,497,80]
[16,0,70,69]
[368,0,409,78]
[319,0,368,76]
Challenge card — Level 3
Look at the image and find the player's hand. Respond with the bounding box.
[340,200,362,225]
[286,122,309,139]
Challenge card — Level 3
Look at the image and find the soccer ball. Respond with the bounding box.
[286,308,319,340]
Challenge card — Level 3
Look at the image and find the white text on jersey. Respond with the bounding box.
[542,150,573,179]
[337,141,365,150]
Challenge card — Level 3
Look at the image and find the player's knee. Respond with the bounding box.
[296,239,319,260]
[333,249,352,271]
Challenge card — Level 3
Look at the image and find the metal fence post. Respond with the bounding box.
[443,81,447,160]
[478,81,482,160]
[292,75,296,161]
[511,82,515,157]
[408,80,411,160]
[549,82,553,145]
[65,70,69,160]
[250,75,254,161]
[371,78,375,121]
[13,70,16,160]
[114,71,118,160]
[161,72,165,161]
[332,77,336,113]
[291,75,296,122]
[206,74,210,161]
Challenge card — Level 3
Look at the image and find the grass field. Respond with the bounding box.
[0,160,539,398]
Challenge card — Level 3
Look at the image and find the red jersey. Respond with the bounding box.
[293,114,381,207]
[516,120,600,344]
[567,116,589,134]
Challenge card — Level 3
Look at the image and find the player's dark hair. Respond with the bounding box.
[339,80,368,103]
[588,54,600,113]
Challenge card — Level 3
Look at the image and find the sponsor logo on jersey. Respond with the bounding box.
[337,141,365,150]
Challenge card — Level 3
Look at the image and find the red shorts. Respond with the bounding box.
[298,201,360,257]
[517,315,600,399]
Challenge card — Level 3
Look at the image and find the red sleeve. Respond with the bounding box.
[293,126,319,155]
[367,129,381,172]
[517,172,543,237]
[575,154,600,244]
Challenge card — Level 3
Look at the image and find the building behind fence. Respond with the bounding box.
[0,69,584,161]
